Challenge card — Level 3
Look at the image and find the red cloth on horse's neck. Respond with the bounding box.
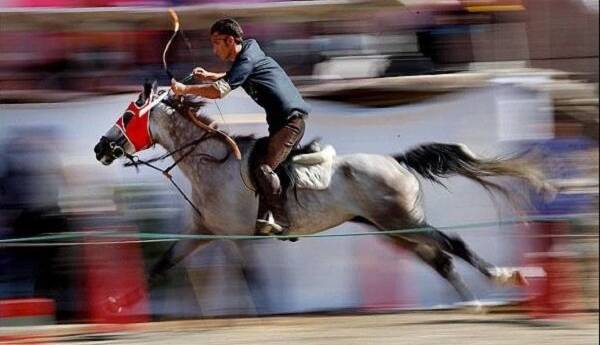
[116,101,152,152]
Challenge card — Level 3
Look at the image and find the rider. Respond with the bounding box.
[170,18,310,236]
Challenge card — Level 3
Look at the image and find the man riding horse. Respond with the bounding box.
[94,13,556,314]
[170,18,310,237]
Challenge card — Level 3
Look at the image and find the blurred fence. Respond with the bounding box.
[0,212,597,322]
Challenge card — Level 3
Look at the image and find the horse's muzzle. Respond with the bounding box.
[94,136,119,165]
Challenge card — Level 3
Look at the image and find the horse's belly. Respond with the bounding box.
[288,201,351,235]
[198,199,257,236]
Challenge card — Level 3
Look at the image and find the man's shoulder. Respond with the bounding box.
[243,38,259,48]
[241,39,266,60]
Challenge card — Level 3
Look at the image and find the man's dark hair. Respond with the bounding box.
[210,18,244,43]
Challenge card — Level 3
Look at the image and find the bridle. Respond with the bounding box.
[115,9,241,160]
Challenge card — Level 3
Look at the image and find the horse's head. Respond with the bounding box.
[94,80,159,165]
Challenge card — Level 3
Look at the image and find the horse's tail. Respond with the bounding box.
[394,143,556,202]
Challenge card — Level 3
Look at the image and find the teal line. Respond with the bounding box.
[0,213,592,244]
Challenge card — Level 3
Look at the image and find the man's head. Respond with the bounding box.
[210,18,243,61]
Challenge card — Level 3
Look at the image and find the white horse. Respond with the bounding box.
[95,81,553,312]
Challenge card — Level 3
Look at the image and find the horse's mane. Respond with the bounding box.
[161,94,320,200]
[190,113,258,148]
[163,93,258,143]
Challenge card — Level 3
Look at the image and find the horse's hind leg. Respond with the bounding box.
[406,224,494,278]
[405,224,528,287]
[390,236,478,302]
[359,213,478,302]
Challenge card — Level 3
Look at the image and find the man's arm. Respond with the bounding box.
[177,54,252,99]
[202,72,226,82]
[210,72,227,81]
[193,67,226,82]
[171,79,222,99]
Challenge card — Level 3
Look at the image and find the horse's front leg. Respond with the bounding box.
[105,230,211,313]
[148,238,212,286]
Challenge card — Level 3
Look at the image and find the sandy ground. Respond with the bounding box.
[1,311,598,345]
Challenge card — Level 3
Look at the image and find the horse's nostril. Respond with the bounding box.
[113,146,124,158]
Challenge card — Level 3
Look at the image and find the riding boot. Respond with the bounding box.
[254,164,290,236]
[255,196,281,235]
[263,190,291,230]
[253,115,305,239]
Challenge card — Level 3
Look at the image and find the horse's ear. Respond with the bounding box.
[143,79,153,102]
[152,80,158,95]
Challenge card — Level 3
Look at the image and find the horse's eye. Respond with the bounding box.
[122,112,134,127]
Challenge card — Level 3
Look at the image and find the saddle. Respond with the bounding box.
[290,144,336,190]
[241,139,337,195]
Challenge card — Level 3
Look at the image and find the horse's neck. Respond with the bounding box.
[150,105,225,179]
[149,105,258,234]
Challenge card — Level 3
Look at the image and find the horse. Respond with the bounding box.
[94,80,553,312]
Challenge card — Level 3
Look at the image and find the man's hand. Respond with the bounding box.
[171,79,187,96]
[193,67,215,81]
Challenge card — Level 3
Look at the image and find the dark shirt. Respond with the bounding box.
[223,39,310,133]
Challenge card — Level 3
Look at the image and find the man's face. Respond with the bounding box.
[211,33,235,61]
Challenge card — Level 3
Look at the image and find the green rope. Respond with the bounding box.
[0,213,592,246]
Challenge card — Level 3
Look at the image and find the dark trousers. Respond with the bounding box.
[255,115,306,230]
[263,115,306,170]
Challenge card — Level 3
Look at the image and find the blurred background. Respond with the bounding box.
[0,0,598,330]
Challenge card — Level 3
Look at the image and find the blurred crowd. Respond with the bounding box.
[0,0,268,6]
[0,0,598,100]
[0,126,190,320]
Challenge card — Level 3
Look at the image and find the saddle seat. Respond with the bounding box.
[290,144,336,190]
[241,139,336,193]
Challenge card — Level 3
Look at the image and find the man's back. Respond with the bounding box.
[223,39,310,132]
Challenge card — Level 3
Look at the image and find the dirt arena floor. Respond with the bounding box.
[1,311,598,345]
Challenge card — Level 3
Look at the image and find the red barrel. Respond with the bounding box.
[83,231,149,323]
[525,221,582,318]
[0,298,55,326]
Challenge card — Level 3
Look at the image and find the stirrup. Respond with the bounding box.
[255,219,284,236]
[255,220,299,242]
[255,211,285,236]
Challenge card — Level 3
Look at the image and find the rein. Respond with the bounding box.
[124,130,228,219]
[126,151,204,219]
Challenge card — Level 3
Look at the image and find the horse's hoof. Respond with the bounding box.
[456,300,487,314]
[513,270,529,287]
[491,267,529,287]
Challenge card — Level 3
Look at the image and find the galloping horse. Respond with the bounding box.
[94,80,553,312]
